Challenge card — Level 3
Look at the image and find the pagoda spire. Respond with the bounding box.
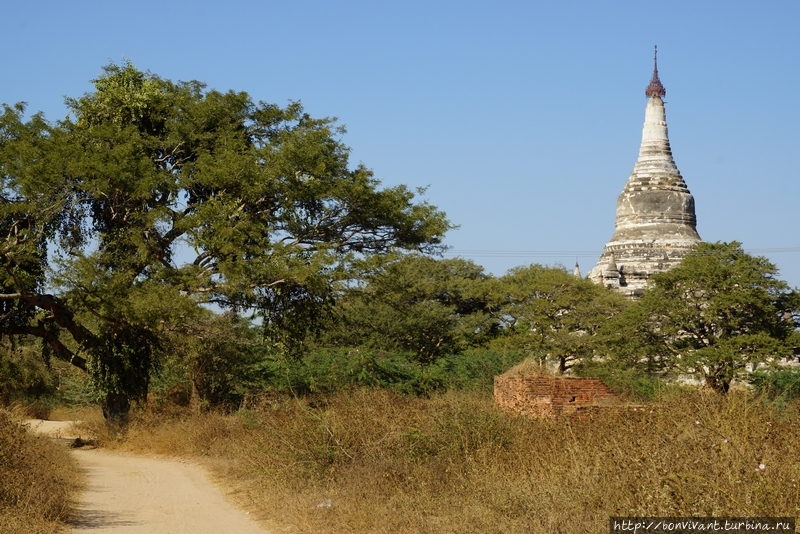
[645,45,666,98]
[587,49,701,297]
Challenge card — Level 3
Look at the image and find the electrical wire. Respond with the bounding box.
[441,247,800,259]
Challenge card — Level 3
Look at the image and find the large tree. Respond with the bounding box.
[626,242,799,393]
[0,63,450,418]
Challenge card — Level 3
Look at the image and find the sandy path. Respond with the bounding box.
[26,420,268,534]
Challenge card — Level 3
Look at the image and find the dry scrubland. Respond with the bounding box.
[0,409,82,533]
[88,388,800,534]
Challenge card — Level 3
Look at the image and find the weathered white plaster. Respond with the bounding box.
[587,75,701,297]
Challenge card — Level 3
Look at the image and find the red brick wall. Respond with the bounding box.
[494,375,619,418]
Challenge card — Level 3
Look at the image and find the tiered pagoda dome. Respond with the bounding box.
[587,48,701,296]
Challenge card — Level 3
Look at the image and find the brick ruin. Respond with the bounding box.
[494,375,619,418]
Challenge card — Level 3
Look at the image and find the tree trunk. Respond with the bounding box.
[704,374,731,394]
[558,356,568,375]
[102,391,131,427]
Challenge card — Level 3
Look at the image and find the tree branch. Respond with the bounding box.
[7,323,87,371]
[3,291,94,347]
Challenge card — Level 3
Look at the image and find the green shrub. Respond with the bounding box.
[748,367,800,402]
[257,348,439,395]
[0,345,56,405]
[437,349,524,391]
[51,360,95,406]
[253,348,524,397]
[163,314,267,409]
[574,359,667,401]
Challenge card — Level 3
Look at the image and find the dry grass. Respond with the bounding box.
[92,388,800,533]
[14,400,53,420]
[49,404,105,425]
[0,409,83,533]
[501,358,558,377]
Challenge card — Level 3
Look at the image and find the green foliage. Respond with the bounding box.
[0,338,94,408]
[170,313,266,408]
[50,360,94,406]
[257,348,439,396]
[253,347,522,397]
[574,359,666,401]
[628,242,799,393]
[489,264,628,373]
[436,348,524,391]
[86,322,161,406]
[147,312,265,409]
[322,255,498,362]
[8,66,796,412]
[0,342,55,404]
[598,301,675,376]
[749,367,800,402]
[1,62,450,416]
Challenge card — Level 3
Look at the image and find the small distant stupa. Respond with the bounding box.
[587,47,702,297]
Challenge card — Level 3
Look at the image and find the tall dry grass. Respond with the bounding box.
[0,410,83,533]
[98,388,800,533]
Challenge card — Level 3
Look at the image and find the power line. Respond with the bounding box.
[442,250,600,258]
[442,247,800,259]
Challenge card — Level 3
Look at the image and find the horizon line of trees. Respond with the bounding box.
[2,63,798,421]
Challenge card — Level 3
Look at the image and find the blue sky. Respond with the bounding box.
[2,1,798,287]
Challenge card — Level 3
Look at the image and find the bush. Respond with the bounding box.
[1,342,95,418]
[748,367,800,402]
[257,348,440,395]
[51,360,95,407]
[161,314,267,409]
[0,345,56,405]
[147,352,192,410]
[573,359,667,401]
[253,348,525,397]
[437,349,524,391]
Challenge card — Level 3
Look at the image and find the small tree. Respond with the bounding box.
[633,242,799,393]
[491,265,627,374]
[163,312,264,408]
[323,254,498,363]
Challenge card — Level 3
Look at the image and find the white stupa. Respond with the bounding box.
[587,47,702,296]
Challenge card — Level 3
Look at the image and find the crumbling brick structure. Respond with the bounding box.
[494,375,619,418]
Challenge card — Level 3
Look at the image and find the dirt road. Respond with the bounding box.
[26,420,268,534]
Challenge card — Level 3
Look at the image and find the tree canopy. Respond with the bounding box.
[0,62,450,417]
[489,265,628,373]
[320,254,498,362]
[3,64,799,416]
[612,242,800,393]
